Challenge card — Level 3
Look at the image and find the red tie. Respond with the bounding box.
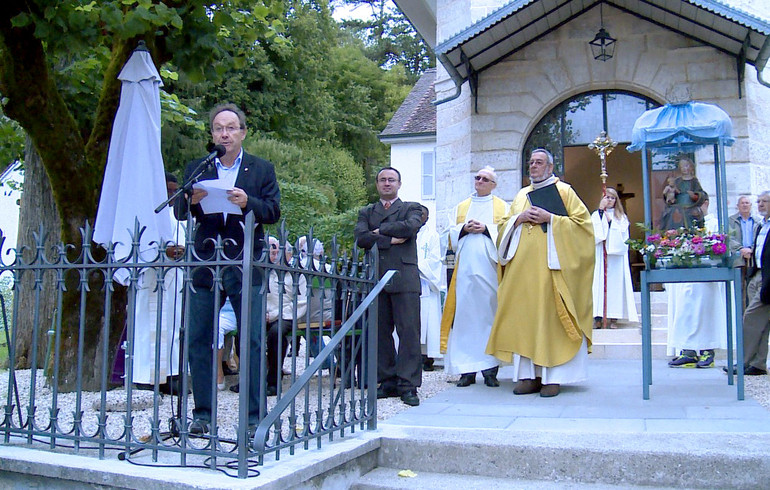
[384,201,391,210]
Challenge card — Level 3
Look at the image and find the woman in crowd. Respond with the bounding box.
[591,187,638,329]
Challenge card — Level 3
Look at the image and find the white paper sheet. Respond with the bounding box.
[193,179,242,216]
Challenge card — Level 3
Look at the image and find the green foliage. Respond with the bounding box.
[0,113,24,168]
[161,1,411,200]
[335,0,434,83]
[246,136,365,248]
[3,0,411,245]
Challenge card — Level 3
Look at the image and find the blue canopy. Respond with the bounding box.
[626,101,734,154]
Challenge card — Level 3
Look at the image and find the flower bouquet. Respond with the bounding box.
[626,225,729,269]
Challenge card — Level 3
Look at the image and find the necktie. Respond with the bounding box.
[384,201,391,210]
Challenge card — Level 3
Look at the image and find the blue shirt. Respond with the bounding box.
[738,216,755,249]
[215,148,243,188]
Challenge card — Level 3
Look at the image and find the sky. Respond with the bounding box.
[331,1,386,21]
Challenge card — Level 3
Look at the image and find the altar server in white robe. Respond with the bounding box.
[591,187,638,329]
[440,166,509,387]
[132,172,186,390]
[667,198,727,369]
[416,206,443,370]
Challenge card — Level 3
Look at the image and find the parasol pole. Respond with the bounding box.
[589,131,617,329]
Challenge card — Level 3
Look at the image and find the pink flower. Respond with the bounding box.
[647,234,661,243]
[692,236,703,244]
[693,244,706,255]
[712,243,727,255]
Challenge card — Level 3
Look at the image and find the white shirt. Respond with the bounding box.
[756,218,770,269]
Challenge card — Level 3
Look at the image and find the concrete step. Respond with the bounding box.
[353,467,677,489]
[353,430,770,490]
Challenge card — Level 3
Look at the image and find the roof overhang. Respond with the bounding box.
[393,0,437,48]
[379,133,437,145]
[433,0,770,105]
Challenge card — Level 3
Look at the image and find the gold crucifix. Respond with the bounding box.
[588,131,617,185]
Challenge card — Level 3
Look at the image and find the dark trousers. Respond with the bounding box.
[266,320,291,388]
[377,291,422,393]
[188,268,263,425]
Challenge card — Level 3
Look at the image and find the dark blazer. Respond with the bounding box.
[748,222,770,304]
[175,152,281,286]
[354,198,423,294]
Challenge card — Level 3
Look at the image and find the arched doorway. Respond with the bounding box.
[523,91,662,288]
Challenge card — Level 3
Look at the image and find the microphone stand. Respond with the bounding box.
[155,155,215,213]
[120,157,217,460]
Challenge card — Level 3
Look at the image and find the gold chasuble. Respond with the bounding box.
[439,195,508,352]
[486,179,594,367]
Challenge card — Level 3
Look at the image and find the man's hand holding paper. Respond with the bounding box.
[192,179,243,215]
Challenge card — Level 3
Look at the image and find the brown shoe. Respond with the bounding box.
[513,378,542,395]
[540,384,560,397]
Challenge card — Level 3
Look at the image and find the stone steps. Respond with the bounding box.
[350,430,770,489]
[591,291,669,359]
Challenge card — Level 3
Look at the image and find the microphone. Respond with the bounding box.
[202,144,226,165]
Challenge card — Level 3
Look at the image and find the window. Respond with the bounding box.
[523,91,658,180]
[421,151,435,199]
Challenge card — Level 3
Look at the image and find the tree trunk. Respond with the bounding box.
[13,138,126,391]
[13,137,60,370]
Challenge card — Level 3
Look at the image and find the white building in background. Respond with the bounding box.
[386,0,770,243]
[379,69,438,234]
[0,162,22,258]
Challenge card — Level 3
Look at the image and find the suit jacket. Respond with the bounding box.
[748,221,770,304]
[354,198,423,294]
[729,212,759,267]
[175,152,281,286]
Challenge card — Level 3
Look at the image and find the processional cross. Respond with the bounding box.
[588,131,617,329]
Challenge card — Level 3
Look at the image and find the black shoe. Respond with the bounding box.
[422,355,435,372]
[746,366,768,376]
[722,364,768,376]
[377,385,398,399]
[400,390,420,407]
[133,383,154,392]
[188,419,209,435]
[229,383,240,393]
[159,377,191,396]
[483,374,500,387]
[456,373,476,387]
[266,385,277,397]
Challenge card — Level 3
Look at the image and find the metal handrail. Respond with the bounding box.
[253,269,395,453]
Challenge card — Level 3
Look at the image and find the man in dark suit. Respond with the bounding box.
[355,168,424,406]
[728,191,770,376]
[176,103,281,433]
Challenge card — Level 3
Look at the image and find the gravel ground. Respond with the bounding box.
[1,361,768,443]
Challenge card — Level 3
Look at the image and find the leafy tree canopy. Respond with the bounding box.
[334,0,434,83]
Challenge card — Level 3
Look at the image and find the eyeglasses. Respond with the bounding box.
[212,125,242,134]
[475,175,495,183]
[377,178,399,183]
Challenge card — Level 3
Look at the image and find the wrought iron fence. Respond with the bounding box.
[0,212,386,479]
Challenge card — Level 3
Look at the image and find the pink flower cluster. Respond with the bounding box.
[634,227,728,267]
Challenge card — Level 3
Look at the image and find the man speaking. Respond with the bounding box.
[175,103,280,433]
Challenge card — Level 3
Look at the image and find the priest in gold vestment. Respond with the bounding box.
[486,149,594,397]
